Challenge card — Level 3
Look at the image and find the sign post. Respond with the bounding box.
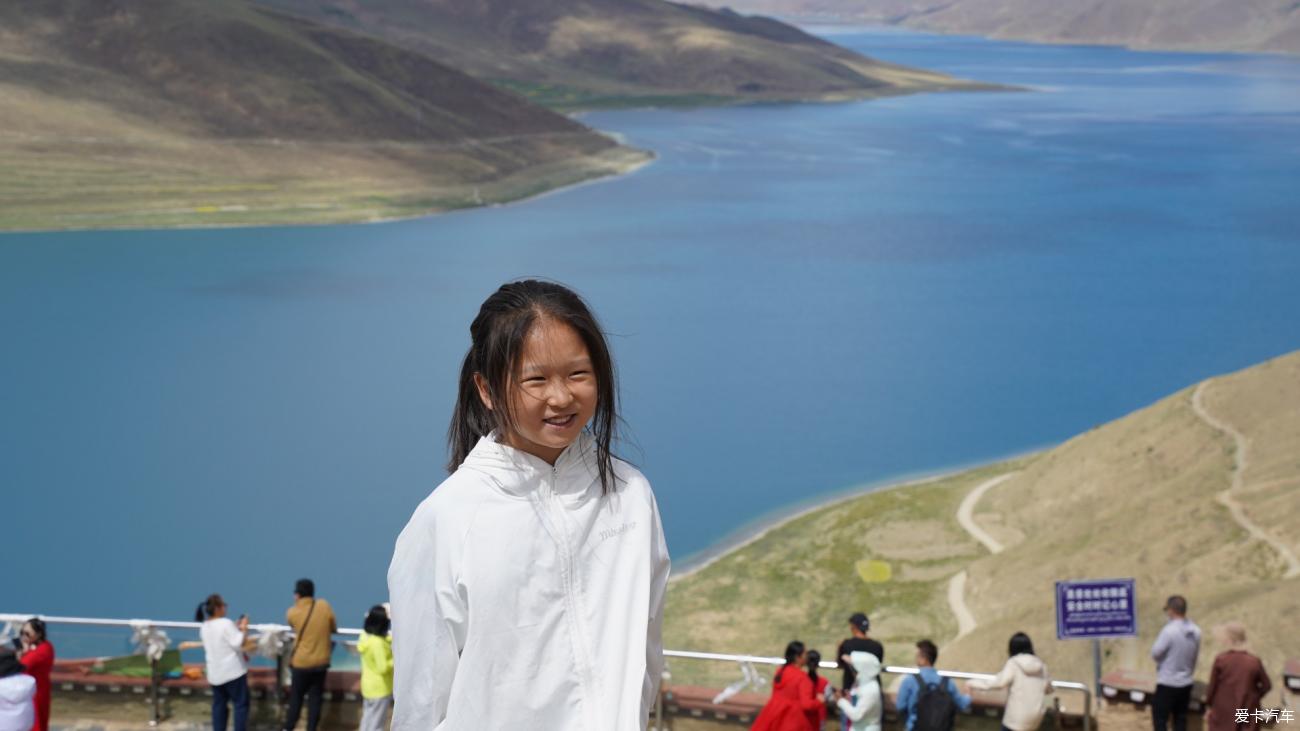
[1056,578,1138,701]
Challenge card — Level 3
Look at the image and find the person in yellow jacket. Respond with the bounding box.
[357,606,393,731]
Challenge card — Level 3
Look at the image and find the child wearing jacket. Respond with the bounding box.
[389,281,670,731]
[969,633,1053,731]
[836,651,883,731]
[752,641,823,731]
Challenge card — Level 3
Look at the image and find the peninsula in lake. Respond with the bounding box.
[1,0,978,230]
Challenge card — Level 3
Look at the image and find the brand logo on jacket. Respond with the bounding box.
[597,522,637,544]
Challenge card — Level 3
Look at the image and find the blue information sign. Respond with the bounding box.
[1055,578,1137,640]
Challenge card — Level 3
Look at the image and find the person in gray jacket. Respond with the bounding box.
[1150,595,1201,731]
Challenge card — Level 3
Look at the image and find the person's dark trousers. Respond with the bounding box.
[212,674,250,731]
[1152,683,1193,731]
[284,666,329,731]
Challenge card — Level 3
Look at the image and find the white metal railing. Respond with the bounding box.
[4,614,1093,731]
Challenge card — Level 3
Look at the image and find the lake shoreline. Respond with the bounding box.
[669,446,1048,581]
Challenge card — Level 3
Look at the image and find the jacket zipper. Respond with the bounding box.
[547,463,600,730]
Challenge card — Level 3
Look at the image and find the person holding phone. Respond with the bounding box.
[195,594,252,731]
[16,619,53,731]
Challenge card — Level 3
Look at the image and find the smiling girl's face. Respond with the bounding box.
[476,316,597,465]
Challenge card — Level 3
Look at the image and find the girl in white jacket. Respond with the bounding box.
[836,651,883,731]
[969,633,1053,731]
[388,280,670,731]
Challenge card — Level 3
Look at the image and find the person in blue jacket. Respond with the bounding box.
[896,640,972,731]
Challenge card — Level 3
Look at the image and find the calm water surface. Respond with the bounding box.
[3,30,1299,648]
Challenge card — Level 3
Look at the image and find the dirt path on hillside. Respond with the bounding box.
[956,473,1017,555]
[1191,381,1300,578]
[947,570,978,640]
[945,472,1018,644]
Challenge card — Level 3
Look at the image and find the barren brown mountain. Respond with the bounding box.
[258,0,980,108]
[0,0,647,229]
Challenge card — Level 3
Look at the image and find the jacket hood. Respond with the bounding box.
[0,672,35,703]
[459,430,601,499]
[850,651,881,683]
[1012,653,1046,676]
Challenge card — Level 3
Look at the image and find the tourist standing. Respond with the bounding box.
[285,578,337,731]
[357,606,393,731]
[1204,623,1271,731]
[895,640,971,731]
[388,281,670,731]
[196,594,252,731]
[836,651,883,731]
[806,650,831,730]
[0,648,36,731]
[1151,595,1201,731]
[16,619,53,731]
[835,613,883,731]
[968,632,1052,731]
[751,641,821,731]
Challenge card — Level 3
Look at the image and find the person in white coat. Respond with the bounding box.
[388,281,670,731]
[0,648,36,731]
[969,633,1053,731]
[836,651,883,731]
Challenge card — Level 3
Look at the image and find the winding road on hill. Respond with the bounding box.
[1191,381,1300,578]
[947,472,1018,641]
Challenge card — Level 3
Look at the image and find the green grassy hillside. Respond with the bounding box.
[0,0,648,230]
[665,351,1300,703]
[257,0,985,109]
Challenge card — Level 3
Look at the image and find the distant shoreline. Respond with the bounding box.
[783,18,1297,58]
[669,446,1046,581]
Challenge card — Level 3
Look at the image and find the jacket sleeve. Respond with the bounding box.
[223,620,246,652]
[948,678,973,711]
[838,685,879,722]
[896,675,916,718]
[838,695,867,721]
[1151,625,1170,662]
[641,488,671,720]
[1255,660,1272,697]
[970,659,1015,690]
[1205,656,1222,705]
[389,500,469,731]
[796,675,824,712]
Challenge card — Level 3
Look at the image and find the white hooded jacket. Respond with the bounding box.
[836,651,883,731]
[0,672,36,731]
[388,431,670,731]
[969,654,1052,731]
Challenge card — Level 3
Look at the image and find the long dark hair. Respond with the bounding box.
[447,280,620,493]
[194,594,224,622]
[364,605,391,636]
[776,640,805,683]
[807,649,822,687]
[22,618,47,645]
[1009,631,1035,657]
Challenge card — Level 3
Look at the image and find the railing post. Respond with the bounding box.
[1082,686,1092,731]
[148,654,161,726]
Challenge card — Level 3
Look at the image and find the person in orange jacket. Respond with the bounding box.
[752,641,823,731]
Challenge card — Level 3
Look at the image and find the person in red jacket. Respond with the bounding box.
[806,650,832,730]
[752,641,822,731]
[17,618,54,731]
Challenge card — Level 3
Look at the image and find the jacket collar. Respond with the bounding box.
[461,430,601,498]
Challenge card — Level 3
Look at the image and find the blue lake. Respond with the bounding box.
[3,29,1299,648]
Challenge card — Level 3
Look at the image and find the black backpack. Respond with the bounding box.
[913,678,958,731]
